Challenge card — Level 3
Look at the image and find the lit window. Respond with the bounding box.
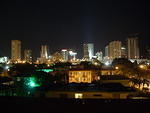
[75,93,83,99]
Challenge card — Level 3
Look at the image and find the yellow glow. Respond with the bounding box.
[139,65,144,69]
[115,66,119,69]
[75,93,83,99]
[69,70,92,83]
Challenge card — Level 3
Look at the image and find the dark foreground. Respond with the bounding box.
[1,96,150,113]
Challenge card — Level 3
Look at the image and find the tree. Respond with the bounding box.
[31,71,54,86]
[9,64,36,76]
[142,79,149,87]
[129,78,149,89]
[112,58,133,67]
[129,78,141,88]
[112,58,135,77]
[0,67,4,74]
[53,73,68,84]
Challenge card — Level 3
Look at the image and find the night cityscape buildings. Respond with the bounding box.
[24,49,32,63]
[38,45,49,63]
[127,37,140,59]
[61,49,69,61]
[11,40,21,62]
[83,43,94,60]
[5,37,149,64]
[108,41,122,60]
[40,45,49,59]
[1,1,150,108]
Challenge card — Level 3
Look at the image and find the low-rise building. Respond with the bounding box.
[35,83,137,99]
[101,69,121,75]
[69,69,100,83]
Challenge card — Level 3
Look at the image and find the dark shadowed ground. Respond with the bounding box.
[1,96,150,113]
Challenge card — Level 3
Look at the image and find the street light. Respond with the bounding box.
[115,66,119,70]
[139,65,145,69]
[27,77,40,88]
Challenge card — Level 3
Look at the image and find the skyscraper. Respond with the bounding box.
[83,43,94,60]
[61,49,69,61]
[121,46,127,58]
[68,50,77,60]
[105,45,109,57]
[11,40,21,61]
[38,45,49,64]
[108,41,121,60]
[40,45,49,59]
[127,37,139,59]
[24,49,32,63]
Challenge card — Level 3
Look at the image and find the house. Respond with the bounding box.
[68,69,100,83]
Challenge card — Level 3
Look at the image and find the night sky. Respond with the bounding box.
[0,0,150,59]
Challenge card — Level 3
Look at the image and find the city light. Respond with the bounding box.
[139,65,147,69]
[75,93,83,99]
[139,65,144,69]
[0,57,9,63]
[5,66,9,70]
[105,61,110,66]
[62,49,67,52]
[115,66,119,70]
[36,69,53,73]
[27,77,40,88]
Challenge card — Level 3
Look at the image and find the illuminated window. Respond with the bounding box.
[75,93,83,99]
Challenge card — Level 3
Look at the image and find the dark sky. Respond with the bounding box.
[0,0,150,59]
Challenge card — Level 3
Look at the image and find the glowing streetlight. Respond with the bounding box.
[139,65,145,69]
[27,77,40,88]
[115,66,119,70]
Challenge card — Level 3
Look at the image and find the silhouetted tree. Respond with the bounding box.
[112,58,135,77]
[9,64,36,76]
[0,67,3,74]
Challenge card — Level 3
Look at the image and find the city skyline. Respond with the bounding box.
[0,37,148,61]
[0,0,150,59]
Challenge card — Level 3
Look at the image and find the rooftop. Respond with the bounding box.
[36,83,136,92]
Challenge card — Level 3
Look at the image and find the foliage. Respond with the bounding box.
[36,63,47,68]
[52,62,72,68]
[0,67,3,74]
[80,61,100,69]
[129,78,149,88]
[31,71,54,86]
[112,58,133,67]
[9,63,36,76]
[112,58,135,77]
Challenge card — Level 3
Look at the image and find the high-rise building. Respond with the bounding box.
[69,50,77,60]
[105,45,109,57]
[52,52,63,62]
[145,46,150,59]
[38,45,49,64]
[61,49,69,61]
[24,49,32,63]
[108,41,121,60]
[127,37,139,59]
[40,45,49,59]
[121,46,127,58]
[11,40,21,61]
[83,43,94,60]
